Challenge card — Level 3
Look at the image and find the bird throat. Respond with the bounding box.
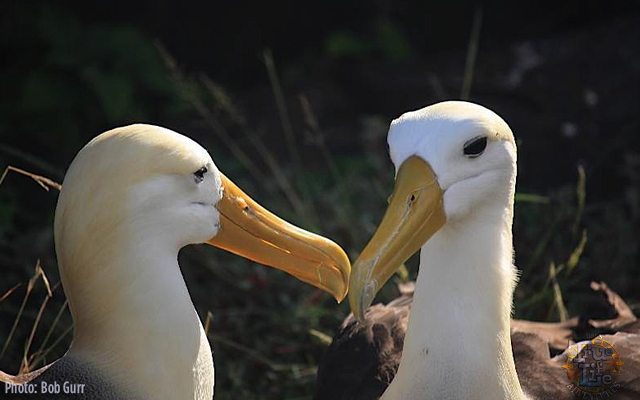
[63,241,214,400]
[382,205,527,400]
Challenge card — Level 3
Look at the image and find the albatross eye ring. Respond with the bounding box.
[463,136,488,158]
[194,166,208,183]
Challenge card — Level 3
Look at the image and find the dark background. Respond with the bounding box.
[1,1,639,399]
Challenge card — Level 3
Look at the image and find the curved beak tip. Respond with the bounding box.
[351,294,369,324]
[348,272,377,324]
[314,242,350,303]
[327,267,349,304]
[353,306,366,324]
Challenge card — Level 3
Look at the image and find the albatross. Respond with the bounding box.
[314,101,640,400]
[0,124,350,399]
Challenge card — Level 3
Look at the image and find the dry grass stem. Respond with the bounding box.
[262,49,308,204]
[204,311,213,337]
[298,94,343,186]
[460,6,483,100]
[0,144,64,180]
[0,261,49,363]
[32,297,68,369]
[0,166,62,192]
[31,325,73,369]
[0,284,22,304]
[549,262,569,322]
[20,292,51,374]
[572,165,586,235]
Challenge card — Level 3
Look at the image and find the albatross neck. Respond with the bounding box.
[382,202,527,400]
[63,238,213,400]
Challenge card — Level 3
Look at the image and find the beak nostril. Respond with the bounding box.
[236,197,250,212]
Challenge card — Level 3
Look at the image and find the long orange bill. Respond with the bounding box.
[348,156,446,321]
[208,174,350,302]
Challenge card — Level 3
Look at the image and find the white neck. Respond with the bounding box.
[63,239,214,400]
[382,203,526,400]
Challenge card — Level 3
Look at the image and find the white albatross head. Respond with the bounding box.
[54,124,350,313]
[55,124,225,250]
[350,101,517,320]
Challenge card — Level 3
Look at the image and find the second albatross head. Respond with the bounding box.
[55,124,350,304]
[349,101,517,321]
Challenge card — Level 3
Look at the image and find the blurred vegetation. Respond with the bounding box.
[1,1,639,399]
[0,4,186,166]
[324,19,413,61]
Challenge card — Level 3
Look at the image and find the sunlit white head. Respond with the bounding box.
[350,101,518,320]
[54,124,350,304]
[55,124,223,266]
[388,101,517,221]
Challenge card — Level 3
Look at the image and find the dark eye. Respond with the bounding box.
[194,166,208,183]
[463,136,487,158]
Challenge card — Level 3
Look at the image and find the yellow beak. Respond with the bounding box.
[208,174,350,302]
[349,156,446,321]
